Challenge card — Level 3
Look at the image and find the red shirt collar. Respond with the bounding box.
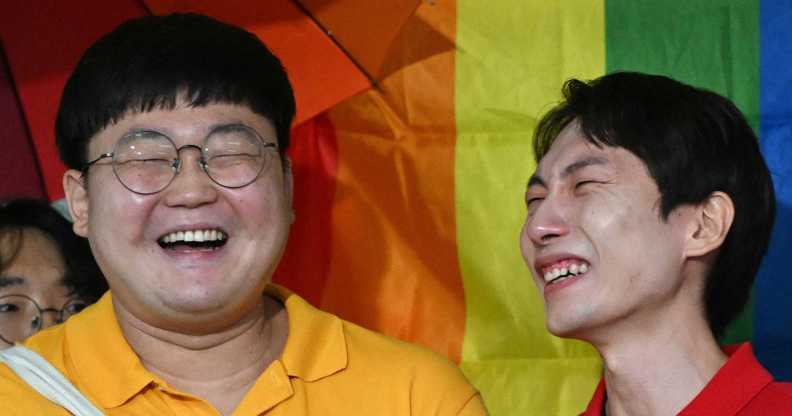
[579,343,773,416]
[580,379,606,416]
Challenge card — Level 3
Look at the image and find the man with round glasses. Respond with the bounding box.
[0,13,485,415]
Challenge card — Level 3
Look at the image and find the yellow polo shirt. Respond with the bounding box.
[0,284,485,415]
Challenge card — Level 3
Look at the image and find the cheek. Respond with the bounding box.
[88,187,156,243]
[581,194,648,241]
[519,222,534,263]
[230,185,290,233]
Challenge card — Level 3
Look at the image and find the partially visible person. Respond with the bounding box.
[521,72,792,415]
[0,198,107,348]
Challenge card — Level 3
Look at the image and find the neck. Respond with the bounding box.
[593,306,726,416]
[114,294,288,416]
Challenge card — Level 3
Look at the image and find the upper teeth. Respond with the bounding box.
[160,229,227,244]
[543,261,589,282]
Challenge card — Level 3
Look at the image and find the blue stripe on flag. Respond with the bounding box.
[756,0,792,381]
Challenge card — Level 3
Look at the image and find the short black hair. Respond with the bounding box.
[56,13,296,169]
[533,72,776,339]
[0,199,108,302]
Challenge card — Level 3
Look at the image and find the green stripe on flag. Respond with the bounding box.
[605,0,760,130]
[605,0,760,343]
[455,1,605,414]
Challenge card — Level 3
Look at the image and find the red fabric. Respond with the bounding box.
[581,380,606,416]
[273,114,338,306]
[0,47,45,199]
[0,0,148,201]
[581,344,792,415]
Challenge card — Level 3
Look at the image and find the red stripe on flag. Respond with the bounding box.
[274,114,339,306]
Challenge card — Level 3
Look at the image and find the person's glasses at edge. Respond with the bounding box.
[0,294,87,345]
[82,123,278,195]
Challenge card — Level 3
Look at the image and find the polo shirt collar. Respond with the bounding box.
[679,343,773,415]
[581,343,773,416]
[63,285,349,408]
[64,292,155,408]
[266,284,348,381]
[580,379,606,416]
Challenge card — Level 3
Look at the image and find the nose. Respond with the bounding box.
[523,194,570,247]
[162,145,219,208]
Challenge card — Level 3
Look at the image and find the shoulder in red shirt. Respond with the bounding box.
[580,343,792,415]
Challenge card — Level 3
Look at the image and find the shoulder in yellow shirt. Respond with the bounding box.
[0,284,486,415]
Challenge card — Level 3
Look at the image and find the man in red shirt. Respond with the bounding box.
[520,72,792,415]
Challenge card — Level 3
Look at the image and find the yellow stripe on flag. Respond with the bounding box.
[455,1,605,413]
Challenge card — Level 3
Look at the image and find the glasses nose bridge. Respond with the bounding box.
[39,307,64,324]
[173,143,209,174]
[26,305,63,332]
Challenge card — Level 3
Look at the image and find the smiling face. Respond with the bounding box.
[520,122,694,340]
[65,100,292,334]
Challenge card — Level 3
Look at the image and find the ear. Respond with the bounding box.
[282,156,295,224]
[685,191,735,258]
[63,169,90,237]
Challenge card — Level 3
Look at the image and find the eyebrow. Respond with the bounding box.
[562,156,611,177]
[527,156,611,189]
[0,275,26,288]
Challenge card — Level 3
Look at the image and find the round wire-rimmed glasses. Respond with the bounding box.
[0,294,87,345]
[83,123,278,195]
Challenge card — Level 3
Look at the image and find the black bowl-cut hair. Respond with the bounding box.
[56,13,296,170]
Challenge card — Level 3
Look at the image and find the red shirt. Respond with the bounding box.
[581,343,792,415]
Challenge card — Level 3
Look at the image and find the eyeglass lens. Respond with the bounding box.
[112,125,271,194]
[0,295,87,344]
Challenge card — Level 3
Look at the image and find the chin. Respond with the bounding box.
[150,297,252,331]
[161,288,240,313]
[544,311,592,340]
[546,322,576,339]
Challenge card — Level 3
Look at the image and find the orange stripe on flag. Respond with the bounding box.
[319,1,465,362]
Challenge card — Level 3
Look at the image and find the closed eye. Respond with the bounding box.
[575,180,605,190]
[526,196,544,207]
[525,193,545,213]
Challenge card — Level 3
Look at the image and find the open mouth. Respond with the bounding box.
[541,259,590,285]
[157,229,228,251]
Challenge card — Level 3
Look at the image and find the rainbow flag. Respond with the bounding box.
[1,1,790,414]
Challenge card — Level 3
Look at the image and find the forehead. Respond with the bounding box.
[534,122,649,183]
[88,101,276,152]
[0,228,70,303]
[0,228,64,277]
